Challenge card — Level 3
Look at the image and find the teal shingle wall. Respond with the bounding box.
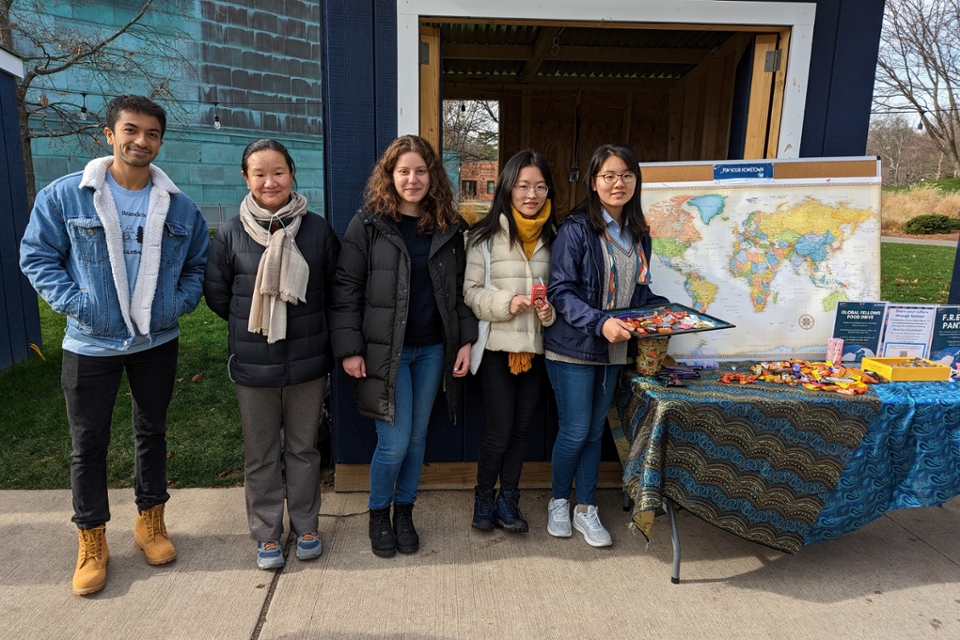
[15,0,324,219]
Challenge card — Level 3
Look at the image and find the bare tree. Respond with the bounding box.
[867,113,941,185]
[443,100,499,163]
[1,0,194,202]
[875,0,960,179]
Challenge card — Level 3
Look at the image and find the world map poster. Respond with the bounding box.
[640,165,881,362]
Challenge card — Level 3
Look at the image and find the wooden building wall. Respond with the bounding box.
[0,69,41,372]
[497,35,750,217]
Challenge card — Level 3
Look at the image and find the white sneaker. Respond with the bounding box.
[572,505,613,547]
[547,497,572,537]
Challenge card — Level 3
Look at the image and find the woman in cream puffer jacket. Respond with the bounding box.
[463,150,557,534]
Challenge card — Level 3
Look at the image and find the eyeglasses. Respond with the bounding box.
[595,172,638,185]
[512,184,549,195]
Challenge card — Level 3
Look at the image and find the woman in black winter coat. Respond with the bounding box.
[330,135,477,558]
[203,139,340,570]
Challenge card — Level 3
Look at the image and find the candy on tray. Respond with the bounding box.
[606,303,734,338]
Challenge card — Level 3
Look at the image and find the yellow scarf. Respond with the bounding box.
[507,201,552,374]
[511,200,552,260]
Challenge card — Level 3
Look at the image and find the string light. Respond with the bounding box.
[213,101,221,130]
[79,93,88,121]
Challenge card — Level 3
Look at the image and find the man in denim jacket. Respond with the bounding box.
[20,95,208,596]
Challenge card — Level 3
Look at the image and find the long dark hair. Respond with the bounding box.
[573,143,649,239]
[363,135,460,234]
[468,150,556,248]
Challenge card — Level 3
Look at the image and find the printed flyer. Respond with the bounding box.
[832,301,887,362]
[879,304,937,358]
[928,306,960,367]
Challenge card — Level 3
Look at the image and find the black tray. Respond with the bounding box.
[604,303,735,338]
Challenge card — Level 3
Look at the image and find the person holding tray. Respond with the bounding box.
[463,150,557,533]
[544,143,669,547]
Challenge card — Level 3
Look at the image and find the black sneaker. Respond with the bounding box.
[495,490,529,533]
[368,507,396,558]
[393,502,419,554]
[472,487,497,531]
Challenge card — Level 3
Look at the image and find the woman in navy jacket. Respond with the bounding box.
[543,143,668,547]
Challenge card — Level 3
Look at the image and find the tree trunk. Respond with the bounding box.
[16,86,36,205]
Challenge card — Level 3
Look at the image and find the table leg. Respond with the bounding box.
[665,498,681,584]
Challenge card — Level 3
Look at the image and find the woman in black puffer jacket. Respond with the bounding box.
[330,135,477,559]
[204,139,340,570]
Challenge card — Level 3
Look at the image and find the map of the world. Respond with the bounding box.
[641,182,881,362]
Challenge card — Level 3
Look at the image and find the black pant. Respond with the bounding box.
[476,351,545,492]
[61,338,179,529]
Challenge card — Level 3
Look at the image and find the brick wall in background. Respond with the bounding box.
[21,0,324,217]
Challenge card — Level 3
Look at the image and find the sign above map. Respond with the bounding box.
[713,162,773,181]
[639,157,882,362]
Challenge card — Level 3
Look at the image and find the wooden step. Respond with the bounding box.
[334,461,624,492]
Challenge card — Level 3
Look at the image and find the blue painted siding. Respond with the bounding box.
[758,0,885,157]
[0,71,41,371]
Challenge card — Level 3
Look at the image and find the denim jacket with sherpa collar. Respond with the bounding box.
[20,157,209,350]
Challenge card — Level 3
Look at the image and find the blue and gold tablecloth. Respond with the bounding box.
[613,367,960,554]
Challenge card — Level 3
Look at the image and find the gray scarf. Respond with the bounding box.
[239,191,309,343]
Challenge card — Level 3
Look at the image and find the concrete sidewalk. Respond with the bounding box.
[1,487,958,640]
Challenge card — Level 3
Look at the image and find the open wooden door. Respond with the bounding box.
[419,25,442,152]
[743,30,791,159]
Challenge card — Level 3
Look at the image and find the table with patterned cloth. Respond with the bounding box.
[612,366,960,554]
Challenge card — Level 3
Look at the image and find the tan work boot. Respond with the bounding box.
[73,525,109,596]
[134,504,177,565]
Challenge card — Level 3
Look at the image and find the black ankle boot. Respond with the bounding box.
[472,487,496,531]
[496,490,529,533]
[393,502,419,554]
[369,506,396,558]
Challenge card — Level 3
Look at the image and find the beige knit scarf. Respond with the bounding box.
[239,191,309,343]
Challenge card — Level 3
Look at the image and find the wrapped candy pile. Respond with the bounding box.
[719,360,879,396]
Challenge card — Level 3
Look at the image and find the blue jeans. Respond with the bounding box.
[369,344,445,510]
[546,360,622,506]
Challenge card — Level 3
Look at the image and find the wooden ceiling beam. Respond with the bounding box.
[519,26,563,83]
[444,43,536,60]
[446,75,677,91]
[444,43,711,65]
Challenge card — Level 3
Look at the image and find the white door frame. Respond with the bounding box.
[396,0,816,158]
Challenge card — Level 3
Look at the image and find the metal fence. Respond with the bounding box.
[197,203,240,230]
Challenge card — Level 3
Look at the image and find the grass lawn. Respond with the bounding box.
[0,299,244,490]
[880,242,958,303]
[1,242,957,490]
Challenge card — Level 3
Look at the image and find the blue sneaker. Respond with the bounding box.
[256,541,284,570]
[296,531,323,561]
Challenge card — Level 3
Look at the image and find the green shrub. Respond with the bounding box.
[903,214,960,234]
